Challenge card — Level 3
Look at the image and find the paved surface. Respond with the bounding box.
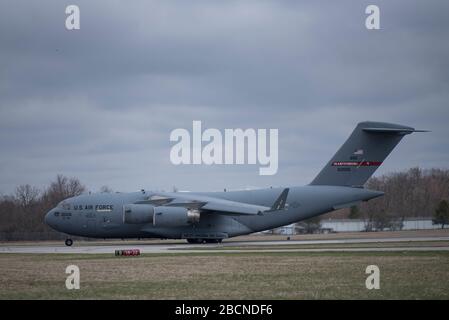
[1,236,449,254]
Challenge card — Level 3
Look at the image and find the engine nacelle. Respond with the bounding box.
[123,204,154,224]
[153,206,200,227]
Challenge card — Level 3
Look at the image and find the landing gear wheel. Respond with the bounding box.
[186,238,222,244]
[204,239,221,244]
[65,239,73,246]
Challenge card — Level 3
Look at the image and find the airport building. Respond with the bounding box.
[275,218,448,235]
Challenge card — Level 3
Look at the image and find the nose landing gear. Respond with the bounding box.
[65,238,73,246]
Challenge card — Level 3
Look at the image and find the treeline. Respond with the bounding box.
[363,167,449,218]
[0,175,86,240]
[359,167,449,230]
[322,167,449,231]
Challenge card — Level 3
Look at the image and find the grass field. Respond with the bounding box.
[1,251,449,299]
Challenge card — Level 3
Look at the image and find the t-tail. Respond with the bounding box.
[310,121,428,187]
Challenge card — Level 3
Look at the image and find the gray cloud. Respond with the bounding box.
[0,0,448,194]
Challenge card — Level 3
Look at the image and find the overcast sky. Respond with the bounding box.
[0,0,448,194]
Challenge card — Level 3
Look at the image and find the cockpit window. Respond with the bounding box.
[57,201,71,210]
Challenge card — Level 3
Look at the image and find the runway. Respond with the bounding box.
[1,236,449,254]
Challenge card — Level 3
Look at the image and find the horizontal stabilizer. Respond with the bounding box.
[363,127,429,135]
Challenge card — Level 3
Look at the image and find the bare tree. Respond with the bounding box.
[15,184,40,208]
[44,174,86,204]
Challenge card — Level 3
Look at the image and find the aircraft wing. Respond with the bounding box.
[135,188,289,215]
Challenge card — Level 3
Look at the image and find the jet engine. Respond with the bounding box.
[153,206,200,227]
[122,204,154,224]
[123,204,200,227]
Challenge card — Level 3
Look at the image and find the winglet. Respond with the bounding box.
[270,188,289,211]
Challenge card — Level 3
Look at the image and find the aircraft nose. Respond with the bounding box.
[44,209,56,228]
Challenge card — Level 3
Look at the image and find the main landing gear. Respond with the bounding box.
[186,238,222,244]
[65,238,73,246]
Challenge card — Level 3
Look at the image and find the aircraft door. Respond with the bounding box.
[84,211,96,234]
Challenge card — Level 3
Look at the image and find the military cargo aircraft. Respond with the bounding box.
[45,121,425,246]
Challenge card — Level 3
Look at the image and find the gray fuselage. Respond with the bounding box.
[44,185,382,240]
